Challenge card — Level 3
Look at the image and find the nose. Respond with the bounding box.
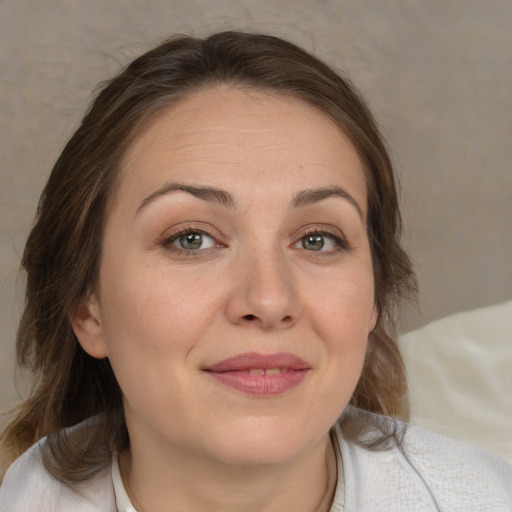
[224,245,300,330]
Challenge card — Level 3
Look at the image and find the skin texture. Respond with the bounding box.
[72,87,377,512]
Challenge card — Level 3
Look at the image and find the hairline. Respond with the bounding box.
[104,81,375,227]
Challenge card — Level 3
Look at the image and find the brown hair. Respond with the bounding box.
[1,31,416,484]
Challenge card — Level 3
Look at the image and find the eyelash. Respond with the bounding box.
[159,226,349,256]
[295,228,350,255]
[160,225,223,256]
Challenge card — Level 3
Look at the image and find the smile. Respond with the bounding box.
[243,368,289,375]
[203,352,311,396]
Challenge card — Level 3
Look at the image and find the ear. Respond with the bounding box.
[369,304,379,332]
[71,293,108,359]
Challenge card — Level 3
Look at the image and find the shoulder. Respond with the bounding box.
[0,437,116,512]
[336,408,512,512]
[402,421,512,510]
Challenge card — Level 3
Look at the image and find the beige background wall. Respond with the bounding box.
[1,1,511,411]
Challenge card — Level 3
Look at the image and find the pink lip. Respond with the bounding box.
[203,352,311,396]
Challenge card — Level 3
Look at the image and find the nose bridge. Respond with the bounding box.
[251,241,291,303]
[227,237,299,329]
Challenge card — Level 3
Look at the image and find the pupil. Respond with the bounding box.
[303,235,324,251]
[180,233,202,250]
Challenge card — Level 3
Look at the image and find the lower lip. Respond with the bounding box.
[206,370,309,396]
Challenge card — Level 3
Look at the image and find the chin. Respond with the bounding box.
[203,417,324,467]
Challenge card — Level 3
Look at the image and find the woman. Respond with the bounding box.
[0,31,510,511]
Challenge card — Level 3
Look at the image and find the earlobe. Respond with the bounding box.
[71,294,108,359]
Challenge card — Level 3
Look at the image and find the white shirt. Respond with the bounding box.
[2,410,511,511]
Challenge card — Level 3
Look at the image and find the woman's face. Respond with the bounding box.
[74,87,377,467]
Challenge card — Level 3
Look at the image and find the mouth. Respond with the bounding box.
[202,352,311,396]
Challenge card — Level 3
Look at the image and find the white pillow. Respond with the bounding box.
[400,301,512,462]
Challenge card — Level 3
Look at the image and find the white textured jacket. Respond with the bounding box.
[1,410,511,511]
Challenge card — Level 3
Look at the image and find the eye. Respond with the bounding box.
[294,231,346,252]
[163,229,217,252]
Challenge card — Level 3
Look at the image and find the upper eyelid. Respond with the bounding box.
[160,223,221,241]
[294,224,347,240]
[161,225,344,238]
[167,228,215,241]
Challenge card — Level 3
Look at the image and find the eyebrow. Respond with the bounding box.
[291,186,364,219]
[136,182,237,214]
[136,182,363,219]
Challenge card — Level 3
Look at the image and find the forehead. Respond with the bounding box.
[116,86,367,213]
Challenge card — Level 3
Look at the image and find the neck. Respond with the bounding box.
[120,433,338,512]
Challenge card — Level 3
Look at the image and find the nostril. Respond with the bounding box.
[242,314,294,324]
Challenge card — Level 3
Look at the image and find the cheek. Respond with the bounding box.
[98,260,224,358]
[308,269,375,333]
[305,265,375,372]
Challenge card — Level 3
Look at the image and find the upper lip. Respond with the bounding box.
[203,352,311,372]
